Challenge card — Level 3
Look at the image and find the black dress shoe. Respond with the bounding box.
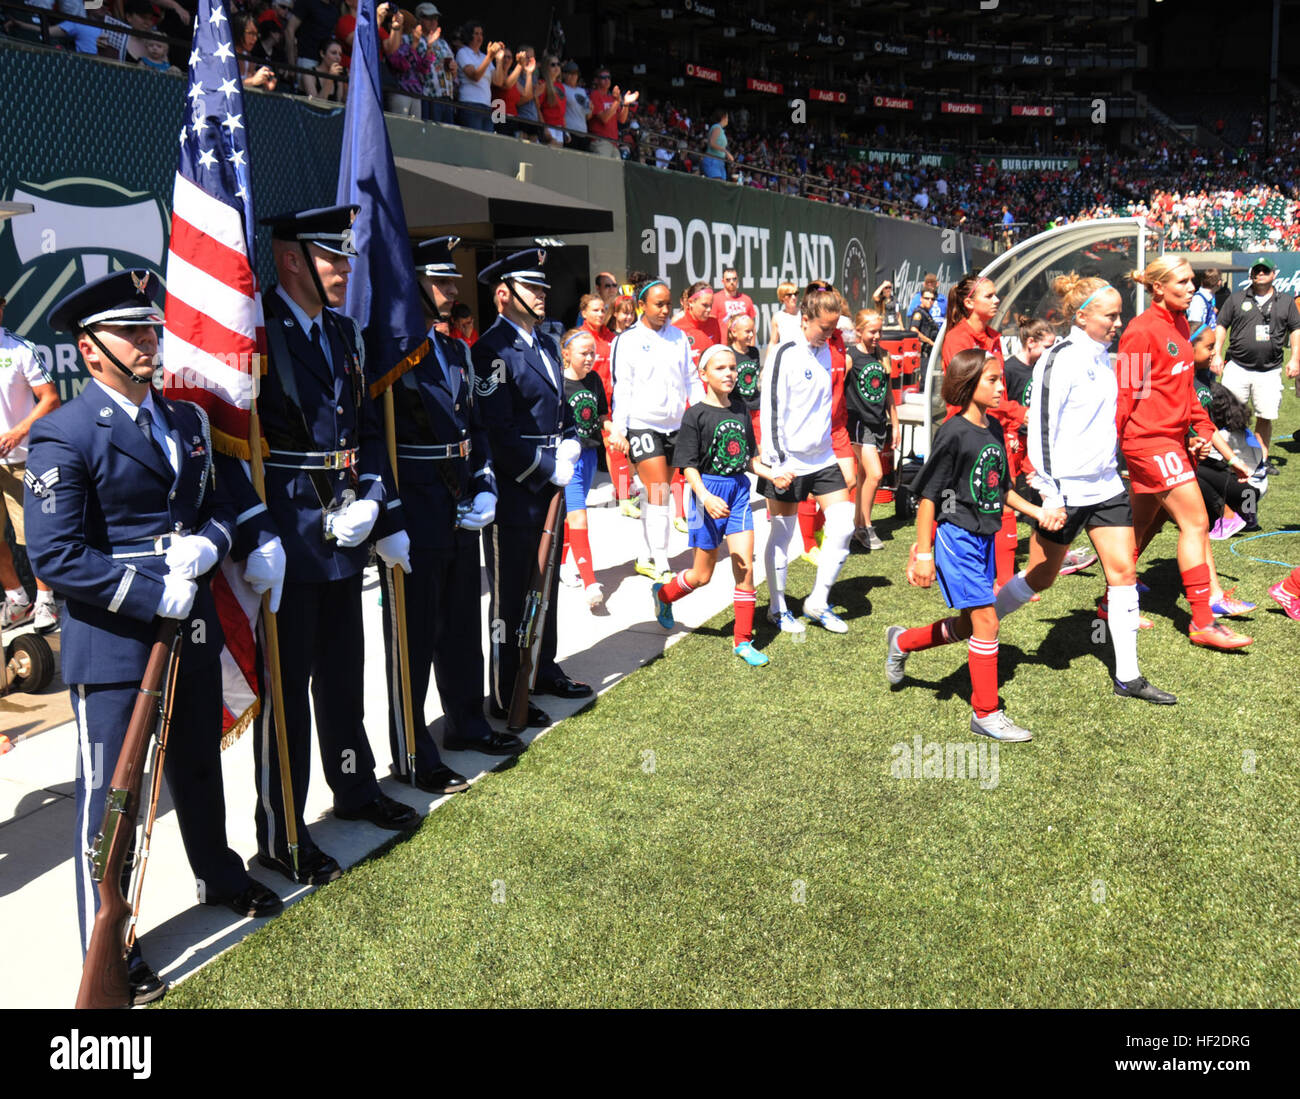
[256,847,343,886]
[533,673,594,699]
[486,702,550,729]
[128,957,167,1006]
[413,764,471,794]
[449,723,528,753]
[1114,675,1177,705]
[204,880,284,919]
[335,792,421,832]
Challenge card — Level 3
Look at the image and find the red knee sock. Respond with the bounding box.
[967,635,1000,718]
[1181,563,1214,630]
[996,508,1018,587]
[566,524,597,587]
[733,588,756,645]
[898,617,958,653]
[1283,567,1300,599]
[797,499,819,551]
[659,572,695,603]
[671,471,686,517]
[609,447,632,501]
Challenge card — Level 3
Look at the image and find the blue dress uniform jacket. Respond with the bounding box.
[258,289,403,581]
[391,331,495,549]
[24,386,234,684]
[471,315,575,528]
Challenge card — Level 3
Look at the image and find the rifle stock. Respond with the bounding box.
[75,620,180,1009]
[507,490,565,732]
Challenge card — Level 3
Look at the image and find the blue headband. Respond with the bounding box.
[1077,283,1113,314]
[1189,322,1209,343]
[636,279,666,301]
[563,330,591,348]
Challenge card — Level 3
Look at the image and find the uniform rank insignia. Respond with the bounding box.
[473,367,500,397]
[24,467,59,498]
[189,435,206,458]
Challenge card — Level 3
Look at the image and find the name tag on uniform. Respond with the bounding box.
[1256,324,1270,342]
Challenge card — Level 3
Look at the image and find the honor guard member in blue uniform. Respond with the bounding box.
[382,237,524,766]
[25,271,282,1005]
[254,205,418,885]
[472,249,593,726]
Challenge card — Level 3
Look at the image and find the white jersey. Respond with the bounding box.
[761,334,836,476]
[771,309,801,345]
[1027,325,1125,511]
[610,319,698,436]
[0,327,52,465]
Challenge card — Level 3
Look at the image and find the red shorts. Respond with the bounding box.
[831,426,852,459]
[1124,444,1197,494]
[750,409,762,448]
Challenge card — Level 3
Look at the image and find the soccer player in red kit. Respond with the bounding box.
[1118,258,1257,650]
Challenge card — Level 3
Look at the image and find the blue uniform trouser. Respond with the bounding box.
[73,654,245,957]
[379,536,492,772]
[252,573,381,860]
[484,518,564,711]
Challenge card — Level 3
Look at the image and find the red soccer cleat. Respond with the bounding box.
[1268,582,1300,621]
[1189,622,1253,650]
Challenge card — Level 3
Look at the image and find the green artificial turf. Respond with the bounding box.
[166,405,1300,1009]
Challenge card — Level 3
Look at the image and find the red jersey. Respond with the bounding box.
[589,89,619,140]
[583,319,613,404]
[828,330,851,457]
[673,314,721,366]
[1116,302,1214,454]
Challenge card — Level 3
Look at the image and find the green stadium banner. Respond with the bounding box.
[624,162,876,338]
[848,148,958,169]
[0,46,344,399]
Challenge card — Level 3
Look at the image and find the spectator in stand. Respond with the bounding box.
[702,109,733,181]
[450,302,478,346]
[333,0,359,65]
[235,12,278,89]
[587,68,637,159]
[872,280,902,329]
[906,273,947,322]
[383,7,432,118]
[288,0,342,76]
[119,0,162,65]
[537,54,566,145]
[253,11,289,69]
[512,45,542,140]
[413,4,454,124]
[489,45,525,136]
[301,37,347,101]
[715,267,756,324]
[138,34,182,74]
[909,286,941,355]
[560,61,590,151]
[455,22,499,133]
[1187,267,1221,329]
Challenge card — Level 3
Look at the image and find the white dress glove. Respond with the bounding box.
[550,458,575,487]
[557,437,583,465]
[374,530,412,574]
[156,573,198,620]
[457,490,497,531]
[242,536,286,613]
[328,498,380,548]
[164,534,220,579]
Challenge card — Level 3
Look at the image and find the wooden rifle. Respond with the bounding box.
[75,620,182,1009]
[507,490,564,732]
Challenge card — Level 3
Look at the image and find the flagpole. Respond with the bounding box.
[248,400,301,881]
[382,388,419,784]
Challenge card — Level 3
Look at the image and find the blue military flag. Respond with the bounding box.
[336,0,429,396]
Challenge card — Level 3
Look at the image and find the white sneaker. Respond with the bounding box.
[768,610,806,634]
[34,599,59,634]
[864,526,884,551]
[803,604,848,634]
[584,582,604,609]
[885,625,909,685]
[1,597,34,631]
[560,558,582,588]
[1058,547,1098,576]
[970,710,1033,743]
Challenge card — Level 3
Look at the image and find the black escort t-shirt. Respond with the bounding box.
[733,348,762,412]
[1218,289,1300,372]
[563,373,608,449]
[913,413,1008,536]
[675,396,756,477]
[845,346,892,435]
[1002,353,1035,410]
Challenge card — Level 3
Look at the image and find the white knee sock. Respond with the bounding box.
[807,501,854,610]
[765,513,798,616]
[1107,583,1140,682]
[645,503,670,574]
[995,572,1036,620]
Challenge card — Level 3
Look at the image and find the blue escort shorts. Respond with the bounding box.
[688,473,753,551]
[934,523,996,609]
[563,447,599,513]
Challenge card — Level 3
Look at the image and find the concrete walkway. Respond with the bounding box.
[0,477,786,1008]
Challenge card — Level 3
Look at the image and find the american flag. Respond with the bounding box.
[160,0,263,742]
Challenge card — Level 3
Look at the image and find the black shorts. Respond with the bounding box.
[1013,472,1041,508]
[850,420,888,450]
[627,428,677,466]
[1034,490,1132,546]
[759,462,847,503]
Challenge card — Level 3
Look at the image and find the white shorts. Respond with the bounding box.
[1221,362,1283,420]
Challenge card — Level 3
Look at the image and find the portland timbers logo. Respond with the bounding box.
[1020,378,1034,406]
[736,357,760,399]
[569,389,600,440]
[854,359,889,405]
[1196,382,1213,410]
[708,418,749,475]
[968,442,1006,515]
[1166,340,1179,355]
